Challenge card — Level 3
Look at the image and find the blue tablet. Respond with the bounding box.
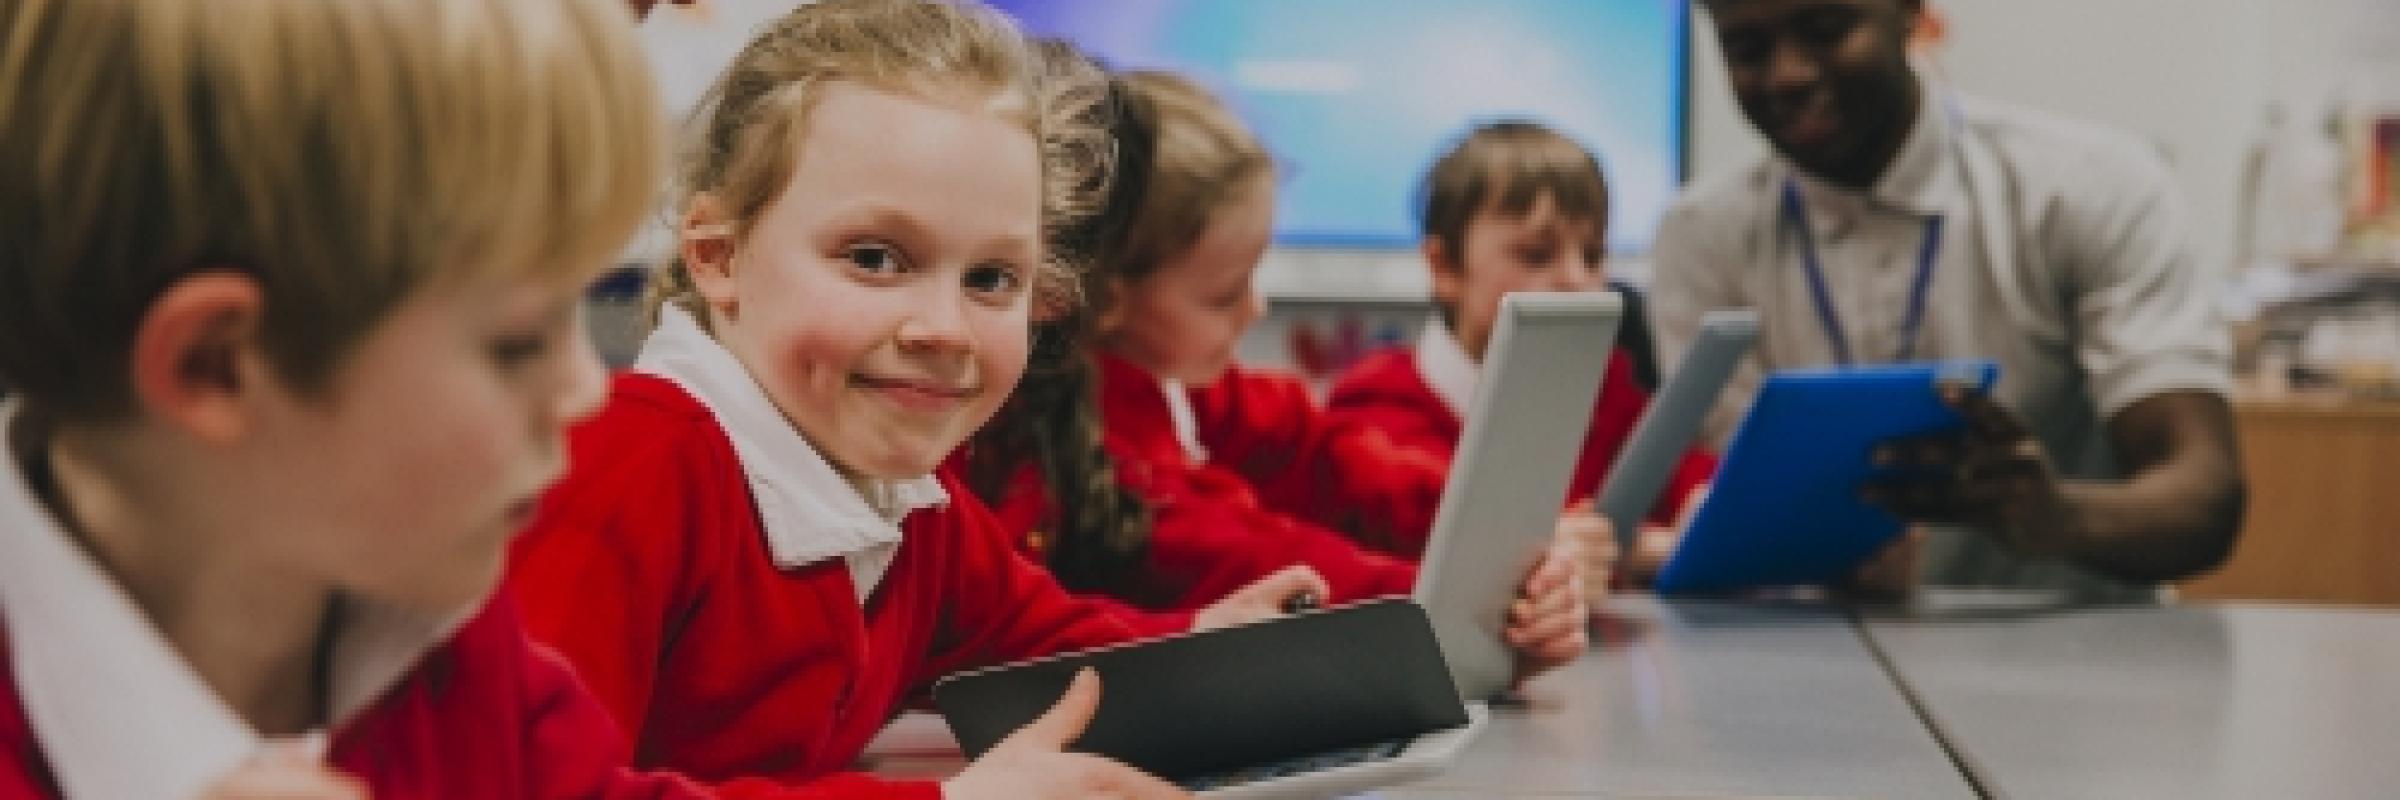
[1651,361,1999,594]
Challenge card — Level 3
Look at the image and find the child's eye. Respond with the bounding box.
[489,331,553,367]
[1516,247,1556,267]
[964,262,1025,296]
[846,242,908,275]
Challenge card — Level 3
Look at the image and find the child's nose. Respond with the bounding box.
[897,291,974,351]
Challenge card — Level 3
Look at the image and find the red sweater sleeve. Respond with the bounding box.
[1151,495,1418,606]
[510,414,733,750]
[508,388,955,799]
[1324,350,1463,464]
[963,456,1195,639]
[1191,365,1449,556]
[919,473,1151,682]
[511,625,942,800]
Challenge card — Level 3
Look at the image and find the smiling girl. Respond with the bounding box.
[507,2,1303,797]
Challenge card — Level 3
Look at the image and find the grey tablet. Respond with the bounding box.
[1412,291,1622,701]
[1594,308,1757,547]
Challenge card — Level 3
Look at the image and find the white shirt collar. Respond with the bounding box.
[1868,84,1958,214]
[1155,375,1211,465]
[1413,318,1480,418]
[0,400,464,800]
[632,307,945,597]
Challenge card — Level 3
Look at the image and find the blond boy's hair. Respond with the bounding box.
[0,0,663,422]
[650,0,1110,326]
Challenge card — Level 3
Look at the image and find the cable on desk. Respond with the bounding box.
[1847,610,2006,800]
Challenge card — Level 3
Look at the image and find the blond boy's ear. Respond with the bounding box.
[128,271,274,443]
[1423,237,1465,313]
[680,193,742,320]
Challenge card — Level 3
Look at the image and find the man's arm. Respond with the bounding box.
[2060,389,2245,581]
[1867,386,2245,583]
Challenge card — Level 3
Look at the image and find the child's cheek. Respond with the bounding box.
[982,306,1033,390]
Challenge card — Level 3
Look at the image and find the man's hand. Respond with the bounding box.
[1840,526,1926,599]
[1862,382,2079,557]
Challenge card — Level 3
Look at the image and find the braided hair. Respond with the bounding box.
[962,42,1156,593]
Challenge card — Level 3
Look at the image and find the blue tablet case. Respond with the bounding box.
[1651,361,1999,594]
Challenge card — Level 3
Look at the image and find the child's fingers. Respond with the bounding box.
[203,759,365,800]
[1260,565,1332,606]
[1505,605,1585,647]
[1522,549,1573,597]
[1513,575,1584,622]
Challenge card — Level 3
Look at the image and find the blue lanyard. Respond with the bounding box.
[1779,181,1945,365]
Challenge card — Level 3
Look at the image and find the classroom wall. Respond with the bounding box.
[612,1,2400,373]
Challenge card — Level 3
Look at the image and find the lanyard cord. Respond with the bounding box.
[1780,182,1946,365]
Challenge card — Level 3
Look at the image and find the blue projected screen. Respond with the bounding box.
[990,0,1688,252]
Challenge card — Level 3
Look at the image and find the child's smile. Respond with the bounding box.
[685,82,1043,481]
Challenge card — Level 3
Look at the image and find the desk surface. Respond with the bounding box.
[867,595,2400,798]
[1393,597,1976,799]
[1861,595,2400,800]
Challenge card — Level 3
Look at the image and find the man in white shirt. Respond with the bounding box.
[1653,0,2246,602]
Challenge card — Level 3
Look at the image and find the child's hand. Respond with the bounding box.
[1554,501,1617,603]
[1190,565,1332,632]
[1623,482,1707,582]
[944,669,1190,800]
[1504,532,1590,686]
[202,742,364,800]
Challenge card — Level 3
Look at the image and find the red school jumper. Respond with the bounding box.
[509,373,1151,798]
[1327,345,1716,529]
[980,354,1431,614]
[0,595,731,799]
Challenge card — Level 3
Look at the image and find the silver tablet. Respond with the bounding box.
[1413,291,1622,701]
[1595,309,1756,547]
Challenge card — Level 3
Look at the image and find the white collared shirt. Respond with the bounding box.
[1651,82,2227,601]
[633,307,947,602]
[1411,318,1480,419]
[0,401,465,799]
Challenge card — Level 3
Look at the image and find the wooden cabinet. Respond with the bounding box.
[2178,397,2400,606]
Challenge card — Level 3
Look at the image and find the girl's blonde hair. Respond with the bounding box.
[647,0,1111,327]
[0,0,663,422]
